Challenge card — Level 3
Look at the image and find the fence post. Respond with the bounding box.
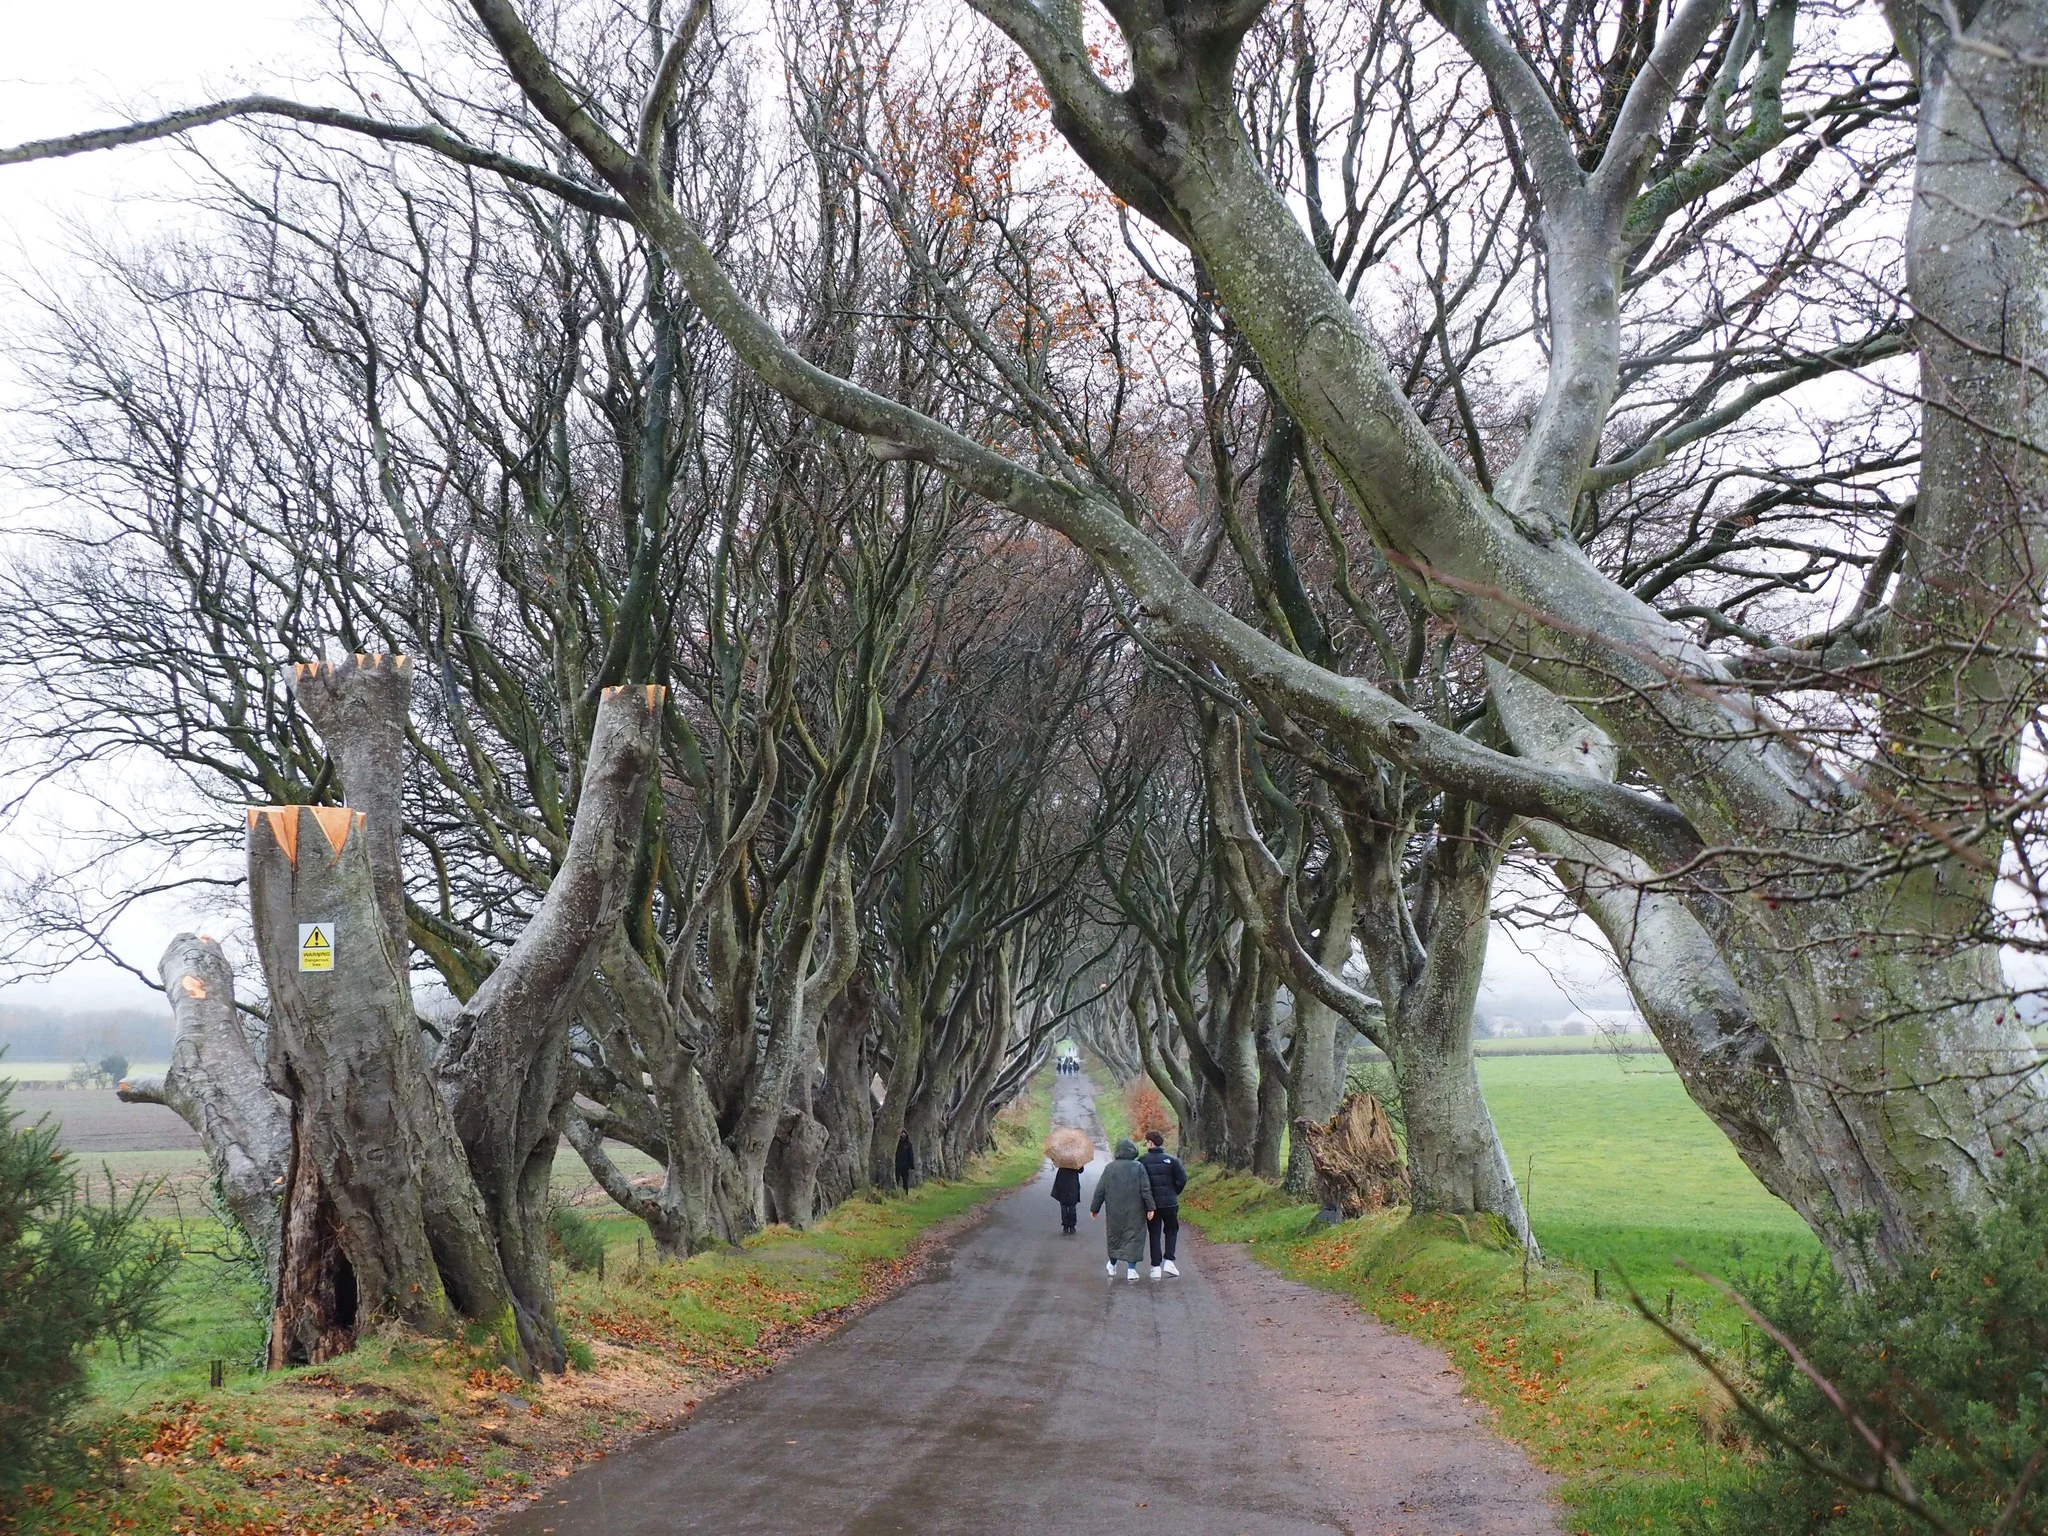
[1521,1154,1534,1299]
[1593,1268,1601,1301]
[210,1360,225,1389]
[1665,1288,1674,1322]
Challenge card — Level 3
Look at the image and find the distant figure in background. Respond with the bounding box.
[1051,1163,1083,1234]
[1091,1138,1155,1282]
[1140,1129,1187,1278]
[895,1128,916,1194]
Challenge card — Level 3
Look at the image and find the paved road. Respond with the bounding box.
[499,1075,1558,1535]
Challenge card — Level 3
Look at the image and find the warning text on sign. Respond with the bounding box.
[299,922,336,972]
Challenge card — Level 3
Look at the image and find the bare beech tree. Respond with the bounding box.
[6,0,2047,1281]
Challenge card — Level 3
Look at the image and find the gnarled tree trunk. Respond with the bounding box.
[438,684,662,1370]
[764,1106,830,1227]
[1253,1023,1290,1180]
[120,934,292,1282]
[1361,811,1535,1253]
[249,796,514,1366]
[814,976,877,1210]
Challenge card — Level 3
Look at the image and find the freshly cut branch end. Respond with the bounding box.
[246,806,301,869]
[289,654,411,684]
[600,683,669,711]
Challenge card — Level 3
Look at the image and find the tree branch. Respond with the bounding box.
[0,96,632,220]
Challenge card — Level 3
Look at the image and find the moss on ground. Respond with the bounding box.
[6,1081,1050,1536]
[1182,1167,1760,1535]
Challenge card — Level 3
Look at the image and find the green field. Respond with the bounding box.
[1481,1051,1823,1349]
[1,1062,171,1082]
[1474,1035,1662,1055]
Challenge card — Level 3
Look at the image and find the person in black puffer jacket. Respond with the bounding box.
[894,1127,916,1193]
[1139,1130,1187,1277]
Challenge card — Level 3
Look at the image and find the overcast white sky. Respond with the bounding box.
[0,0,1632,1024]
[1,1,321,250]
[0,1,325,1012]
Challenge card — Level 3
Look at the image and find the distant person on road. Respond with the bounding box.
[1050,1163,1082,1234]
[1139,1129,1186,1278]
[895,1128,916,1194]
[1091,1138,1155,1282]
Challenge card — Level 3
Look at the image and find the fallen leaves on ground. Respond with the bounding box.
[6,1088,1052,1536]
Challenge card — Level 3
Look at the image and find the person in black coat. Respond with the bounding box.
[1139,1129,1187,1275]
[895,1128,916,1194]
[1050,1164,1083,1233]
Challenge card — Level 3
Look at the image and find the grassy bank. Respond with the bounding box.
[7,1080,1051,1536]
[1182,1170,1753,1533]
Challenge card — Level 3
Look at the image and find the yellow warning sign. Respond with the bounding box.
[298,922,335,972]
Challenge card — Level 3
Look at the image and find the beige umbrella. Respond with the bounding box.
[1045,1125,1094,1170]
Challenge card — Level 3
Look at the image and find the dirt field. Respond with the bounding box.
[19,1087,203,1153]
[14,1085,663,1220]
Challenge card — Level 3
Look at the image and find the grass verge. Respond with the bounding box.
[1181,1167,1757,1535]
[5,1080,1051,1536]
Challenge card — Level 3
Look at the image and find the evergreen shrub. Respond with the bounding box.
[0,1073,177,1490]
[1707,1161,2048,1534]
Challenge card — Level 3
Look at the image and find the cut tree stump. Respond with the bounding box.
[119,934,292,1282]
[1294,1093,1408,1219]
[250,798,515,1367]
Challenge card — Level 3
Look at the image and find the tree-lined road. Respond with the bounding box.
[499,1074,1557,1535]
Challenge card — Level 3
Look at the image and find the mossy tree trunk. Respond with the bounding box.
[437,684,662,1370]
[250,795,515,1366]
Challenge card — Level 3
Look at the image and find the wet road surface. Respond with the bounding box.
[497,1074,1559,1535]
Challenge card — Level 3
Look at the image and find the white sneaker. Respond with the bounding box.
[1149,1266,1162,1280]
[1105,1260,1116,1279]
[1126,1265,1140,1283]
[1163,1259,1180,1276]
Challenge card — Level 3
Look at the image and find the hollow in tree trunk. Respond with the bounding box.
[248,800,515,1367]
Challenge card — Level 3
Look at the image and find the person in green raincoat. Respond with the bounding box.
[1090,1139,1156,1282]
